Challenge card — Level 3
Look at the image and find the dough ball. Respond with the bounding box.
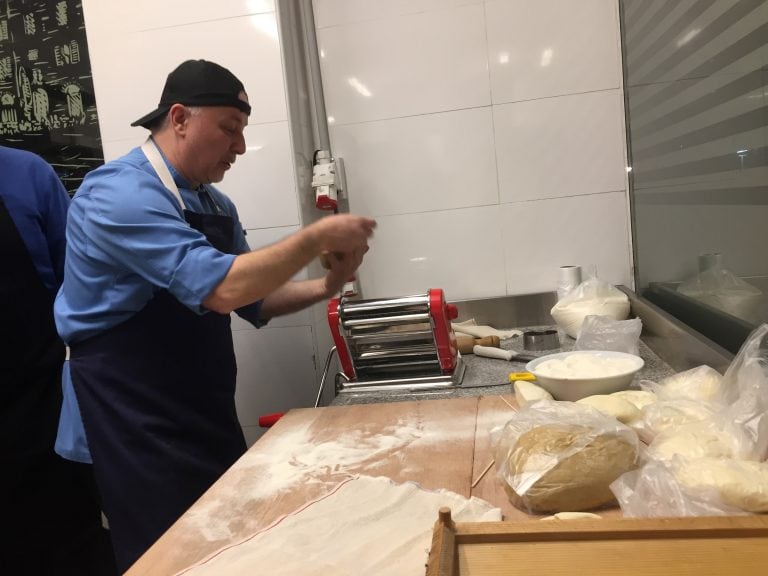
[611,390,657,411]
[577,395,641,424]
[514,380,553,407]
[638,400,715,443]
[674,458,768,513]
[648,422,745,462]
[503,424,637,513]
[659,366,723,403]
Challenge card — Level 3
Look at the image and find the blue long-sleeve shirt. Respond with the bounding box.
[0,146,70,292]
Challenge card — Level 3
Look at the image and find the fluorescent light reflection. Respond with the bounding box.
[676,29,700,47]
[540,48,553,67]
[347,77,372,98]
[250,15,278,40]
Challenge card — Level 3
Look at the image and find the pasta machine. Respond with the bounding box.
[325,289,466,394]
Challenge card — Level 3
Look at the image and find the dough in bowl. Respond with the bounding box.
[502,424,638,513]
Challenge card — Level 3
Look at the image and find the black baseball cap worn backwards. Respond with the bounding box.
[131,59,252,128]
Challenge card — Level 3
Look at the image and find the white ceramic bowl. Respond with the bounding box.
[525,350,644,401]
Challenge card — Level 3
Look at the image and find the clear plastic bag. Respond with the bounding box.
[574,315,642,355]
[646,418,754,462]
[719,324,768,460]
[632,399,716,444]
[610,459,747,517]
[494,400,639,513]
[677,265,761,321]
[644,365,724,405]
[550,275,630,339]
[611,326,768,517]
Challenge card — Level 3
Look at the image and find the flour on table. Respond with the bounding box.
[177,475,501,576]
[180,413,477,541]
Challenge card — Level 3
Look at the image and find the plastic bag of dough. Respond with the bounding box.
[719,323,768,460]
[494,400,639,514]
[672,457,768,513]
[633,399,716,444]
[643,366,724,405]
[646,418,754,462]
[573,315,642,355]
[610,459,746,517]
[677,264,761,322]
[551,276,630,339]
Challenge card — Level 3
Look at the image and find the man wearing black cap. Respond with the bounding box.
[54,59,375,571]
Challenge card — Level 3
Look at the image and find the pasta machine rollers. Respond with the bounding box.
[327,289,465,394]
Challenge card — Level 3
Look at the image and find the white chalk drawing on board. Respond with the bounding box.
[0,0,103,194]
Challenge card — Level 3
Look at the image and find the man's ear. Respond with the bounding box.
[168,104,190,134]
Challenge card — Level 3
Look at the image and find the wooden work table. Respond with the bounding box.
[127,394,608,575]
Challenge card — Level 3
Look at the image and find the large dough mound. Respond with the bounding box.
[503,424,637,513]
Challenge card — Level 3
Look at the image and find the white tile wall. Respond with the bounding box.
[224,121,300,229]
[317,3,491,125]
[486,0,621,103]
[331,107,499,217]
[86,14,286,144]
[313,0,483,29]
[494,90,627,202]
[358,205,506,300]
[501,192,632,295]
[315,0,632,300]
[82,0,274,35]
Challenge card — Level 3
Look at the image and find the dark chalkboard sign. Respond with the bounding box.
[0,0,103,195]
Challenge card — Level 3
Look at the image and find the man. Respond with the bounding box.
[54,59,375,571]
[0,145,116,574]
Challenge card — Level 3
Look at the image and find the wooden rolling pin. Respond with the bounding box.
[456,335,500,354]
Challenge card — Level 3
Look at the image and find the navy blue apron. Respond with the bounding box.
[69,142,246,572]
[0,196,115,574]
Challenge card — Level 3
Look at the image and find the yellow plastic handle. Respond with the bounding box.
[508,371,536,382]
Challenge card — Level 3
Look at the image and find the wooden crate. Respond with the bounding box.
[426,507,768,576]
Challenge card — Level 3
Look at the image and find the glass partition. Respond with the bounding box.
[620,0,768,352]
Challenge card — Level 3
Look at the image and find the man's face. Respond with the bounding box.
[179,94,249,186]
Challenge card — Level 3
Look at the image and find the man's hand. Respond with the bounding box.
[205,213,375,314]
[321,245,369,297]
[306,214,376,256]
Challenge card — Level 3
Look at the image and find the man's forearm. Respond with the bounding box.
[203,213,375,314]
[259,278,331,319]
[203,229,317,314]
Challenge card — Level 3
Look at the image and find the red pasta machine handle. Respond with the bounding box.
[258,412,285,428]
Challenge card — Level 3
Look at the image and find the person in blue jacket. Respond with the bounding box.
[53,59,375,572]
[0,145,117,575]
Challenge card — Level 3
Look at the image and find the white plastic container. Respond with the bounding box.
[556,265,582,301]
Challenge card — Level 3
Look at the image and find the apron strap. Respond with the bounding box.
[140,137,187,210]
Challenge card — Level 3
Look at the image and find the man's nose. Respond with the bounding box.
[233,132,246,155]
